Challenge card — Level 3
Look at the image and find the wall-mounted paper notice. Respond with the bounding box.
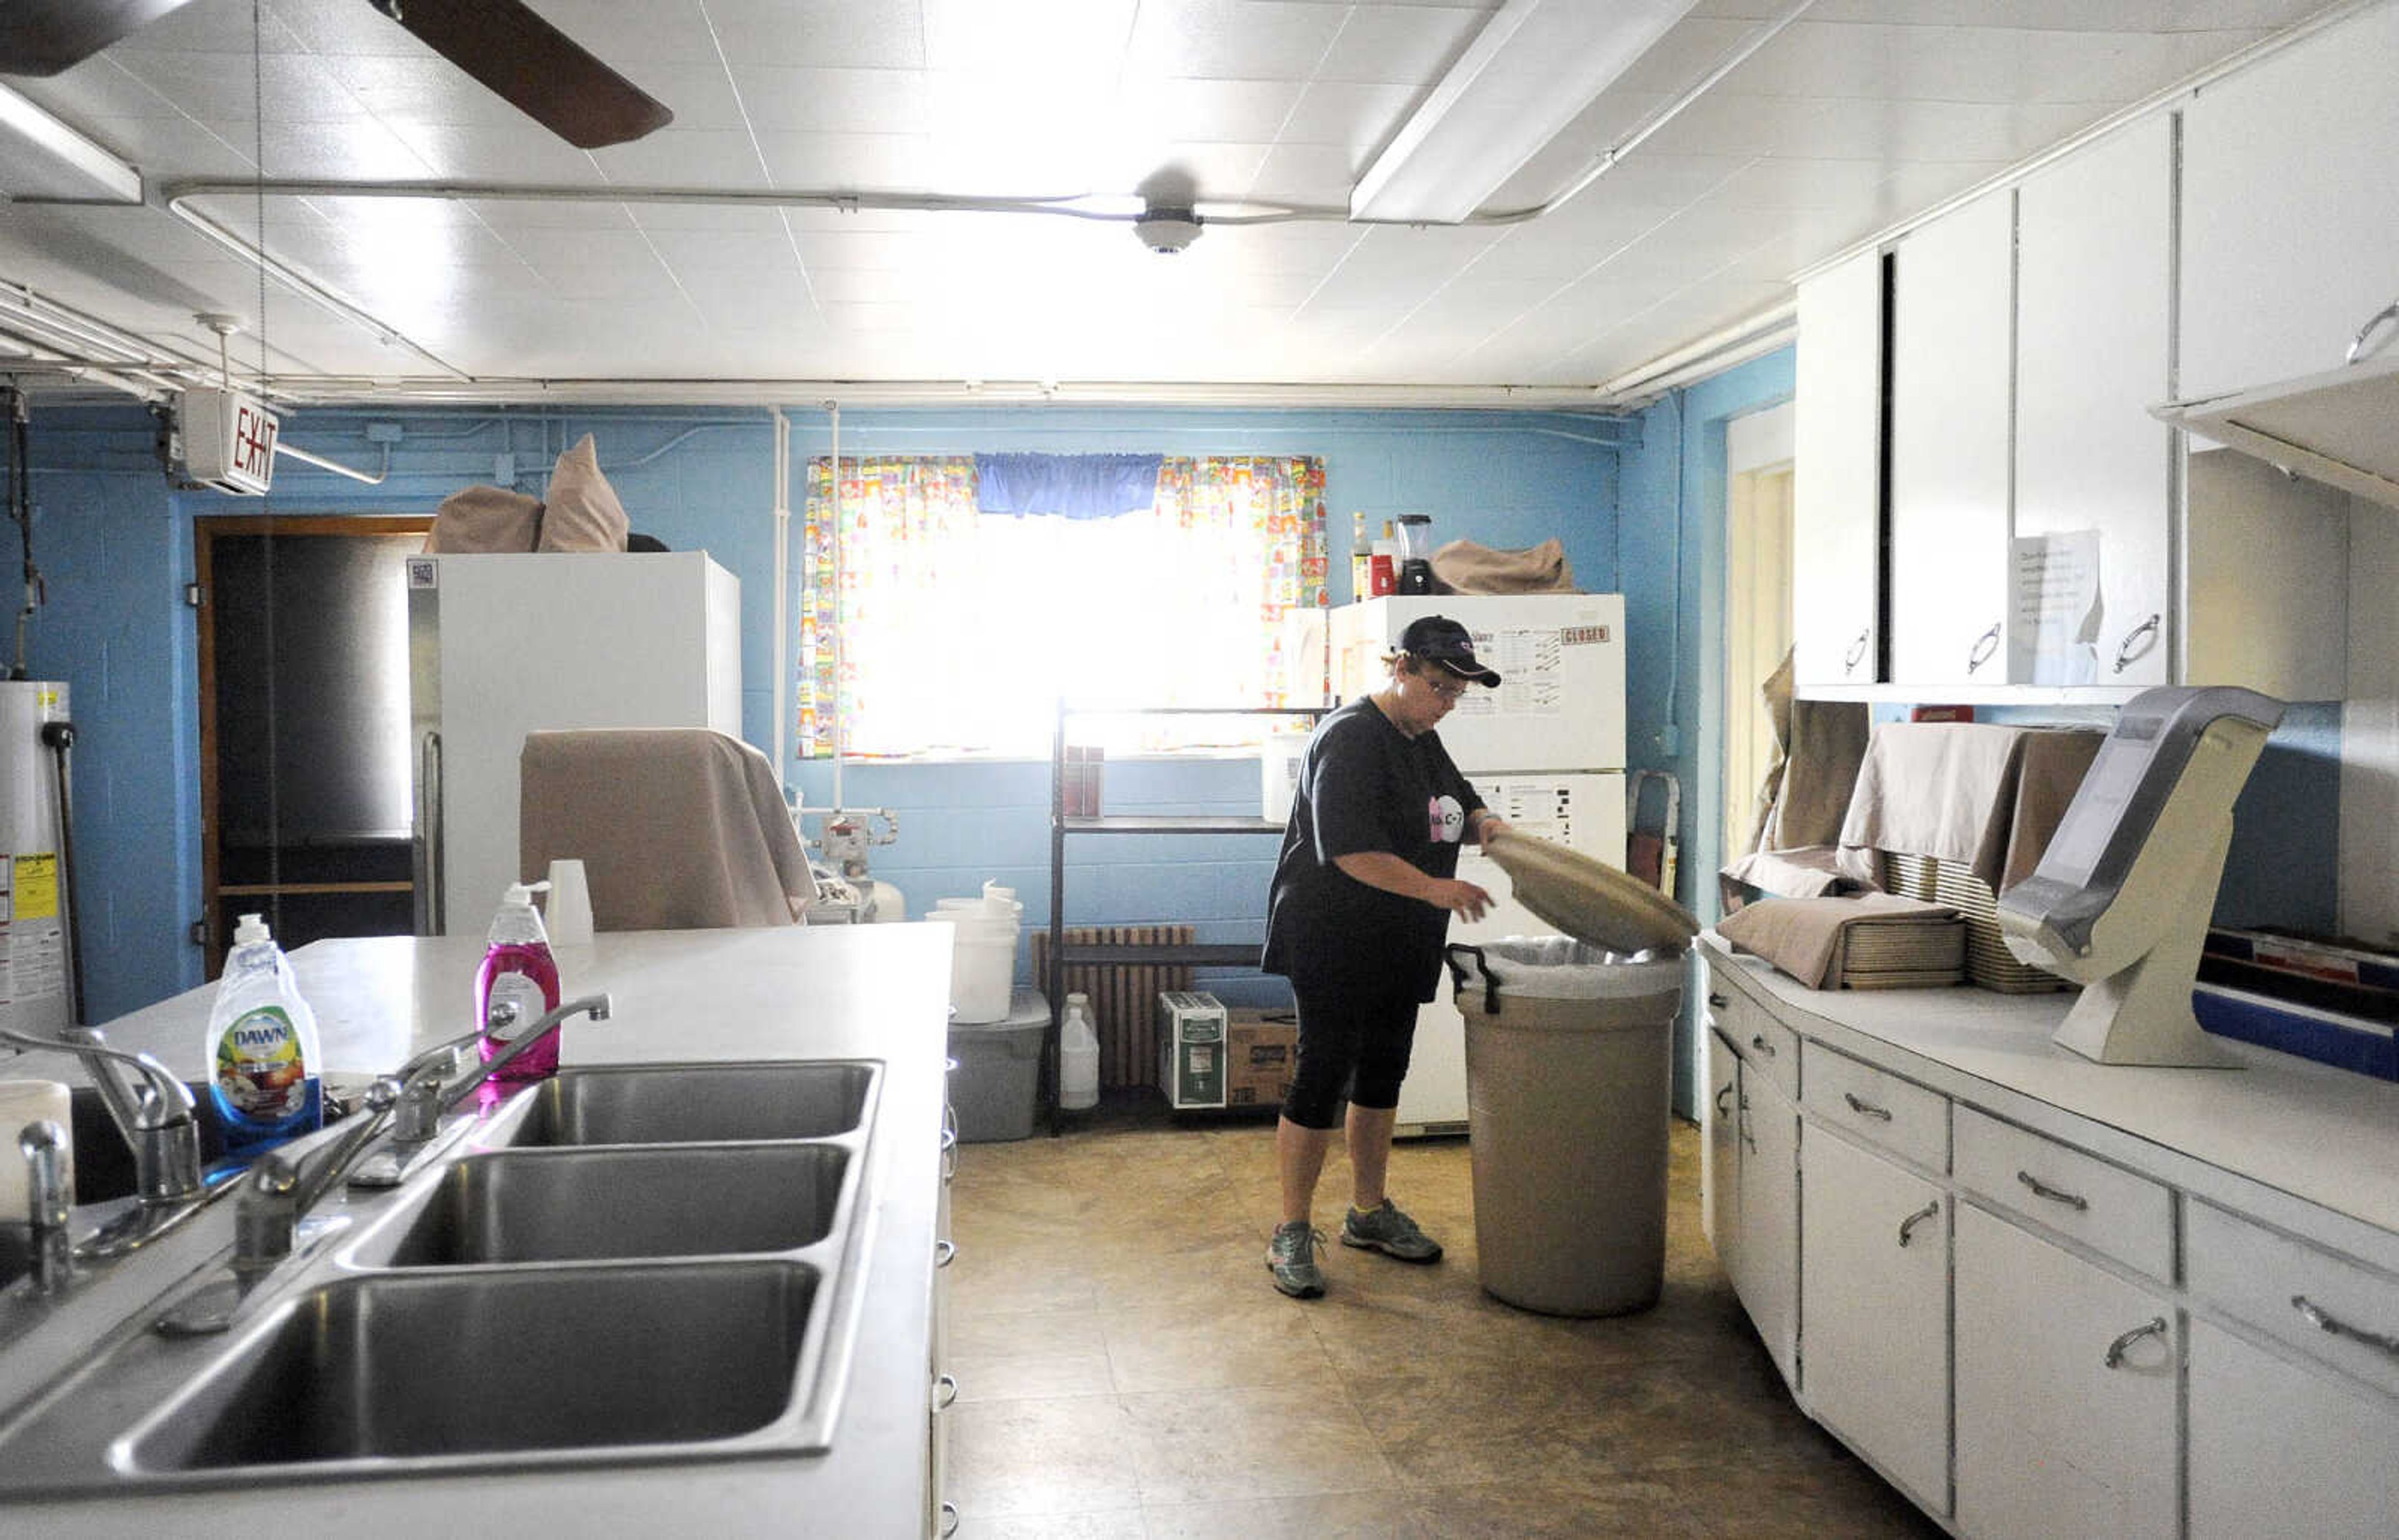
[2010,532,2102,685]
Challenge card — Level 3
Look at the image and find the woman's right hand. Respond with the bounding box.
[1427,878,1494,923]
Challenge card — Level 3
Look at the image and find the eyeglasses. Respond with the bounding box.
[1422,674,1472,702]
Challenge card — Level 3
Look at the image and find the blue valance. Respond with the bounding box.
[974,452,1163,519]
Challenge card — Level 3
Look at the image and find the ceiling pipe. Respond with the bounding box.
[1588,300,1797,407]
[273,440,390,485]
[161,375,1627,410]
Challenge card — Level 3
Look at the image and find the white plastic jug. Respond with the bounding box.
[1059,992,1100,1111]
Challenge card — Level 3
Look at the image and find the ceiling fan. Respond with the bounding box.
[0,0,673,149]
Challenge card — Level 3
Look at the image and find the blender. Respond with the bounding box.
[1394,514,1434,594]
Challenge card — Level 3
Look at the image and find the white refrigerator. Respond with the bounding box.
[1328,594,1628,1136]
[407,552,742,936]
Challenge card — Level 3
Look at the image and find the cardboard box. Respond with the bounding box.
[1224,1009,1299,1109]
[1158,991,1227,1109]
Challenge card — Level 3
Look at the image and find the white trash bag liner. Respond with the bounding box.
[1466,936,1684,1001]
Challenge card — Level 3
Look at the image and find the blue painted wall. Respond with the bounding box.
[28,402,1625,1023]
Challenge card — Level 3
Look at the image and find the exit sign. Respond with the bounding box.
[178,389,279,495]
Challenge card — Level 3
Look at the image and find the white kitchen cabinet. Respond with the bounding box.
[1702,1026,1741,1272]
[2013,116,2174,687]
[1953,1205,2177,1540]
[2187,1318,2399,1540]
[1799,1126,1949,1514]
[2180,2,2399,402]
[1888,191,2014,688]
[1792,248,1885,687]
[1734,1066,1799,1389]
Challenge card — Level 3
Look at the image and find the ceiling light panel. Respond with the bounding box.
[0,84,143,201]
[1351,0,1701,224]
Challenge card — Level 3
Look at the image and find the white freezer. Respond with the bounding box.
[1394,772,1627,1136]
[1330,594,1626,774]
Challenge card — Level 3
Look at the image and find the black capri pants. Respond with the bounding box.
[1283,970,1423,1128]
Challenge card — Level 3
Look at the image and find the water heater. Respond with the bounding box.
[0,682,74,1041]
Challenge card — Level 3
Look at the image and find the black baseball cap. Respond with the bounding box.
[1399,615,1501,687]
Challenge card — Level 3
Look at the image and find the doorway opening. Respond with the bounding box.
[195,516,430,973]
[1724,405,1796,859]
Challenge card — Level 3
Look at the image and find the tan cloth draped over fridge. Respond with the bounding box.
[1835,722,2107,892]
[520,729,812,930]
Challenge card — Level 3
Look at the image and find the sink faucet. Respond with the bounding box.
[156,993,613,1334]
[348,993,613,1188]
[12,1120,72,1294]
[0,1025,204,1258]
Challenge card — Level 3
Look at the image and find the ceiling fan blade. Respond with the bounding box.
[374,0,673,150]
[0,0,205,76]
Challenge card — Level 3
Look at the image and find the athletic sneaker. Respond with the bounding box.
[1266,1220,1326,1298]
[1341,1199,1443,1263]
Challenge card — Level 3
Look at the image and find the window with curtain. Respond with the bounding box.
[798,454,1328,758]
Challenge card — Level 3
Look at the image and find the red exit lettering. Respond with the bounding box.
[233,402,279,480]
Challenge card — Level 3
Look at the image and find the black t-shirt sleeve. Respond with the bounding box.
[1308,726,1391,863]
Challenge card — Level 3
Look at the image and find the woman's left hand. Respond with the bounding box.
[1472,812,1511,844]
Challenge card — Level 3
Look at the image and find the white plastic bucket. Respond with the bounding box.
[931,910,1019,1023]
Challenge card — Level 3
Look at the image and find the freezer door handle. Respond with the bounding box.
[413,730,443,935]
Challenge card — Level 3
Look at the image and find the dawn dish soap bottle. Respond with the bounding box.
[205,913,324,1161]
[475,881,562,1084]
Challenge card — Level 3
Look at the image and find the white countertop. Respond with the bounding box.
[1700,935,2399,1271]
[3,923,955,1539]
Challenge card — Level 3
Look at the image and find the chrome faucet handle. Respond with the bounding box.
[16,1120,72,1295]
[0,1025,202,1208]
[431,993,612,1121]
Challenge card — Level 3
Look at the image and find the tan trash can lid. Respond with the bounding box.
[1485,829,1698,956]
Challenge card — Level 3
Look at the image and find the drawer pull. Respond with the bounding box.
[1897,1200,1940,1248]
[2347,297,2399,365]
[1843,627,1870,673]
[2112,614,2160,675]
[1749,1033,1777,1059]
[1966,620,2001,673]
[2104,1316,2169,1369]
[940,1502,960,1539]
[1843,1091,1894,1123]
[1737,1090,1756,1153]
[1708,993,1729,1009]
[2292,1294,2399,1359]
[2016,1170,2090,1212]
[934,1373,959,1410]
[1715,1081,1734,1118]
[935,1239,957,1269]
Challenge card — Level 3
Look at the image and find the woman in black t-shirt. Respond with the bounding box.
[1258,615,1511,1299]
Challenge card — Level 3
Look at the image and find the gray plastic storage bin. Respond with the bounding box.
[946,987,1048,1143]
[1448,938,1687,1317]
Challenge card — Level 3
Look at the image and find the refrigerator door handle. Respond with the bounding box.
[414,730,442,935]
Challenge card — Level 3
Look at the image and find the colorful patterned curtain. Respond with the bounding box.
[799,453,1326,758]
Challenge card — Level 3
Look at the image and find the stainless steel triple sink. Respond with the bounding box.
[0,1060,882,1496]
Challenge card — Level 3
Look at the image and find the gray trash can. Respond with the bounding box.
[1448,936,1688,1317]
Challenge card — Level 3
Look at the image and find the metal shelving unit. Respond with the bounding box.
[1042,702,1329,1133]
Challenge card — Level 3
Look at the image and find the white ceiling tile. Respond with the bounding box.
[1126,2,1354,80]
[380,122,605,183]
[522,1,727,67]
[111,49,369,122]
[703,0,930,69]
[594,129,776,184]
[1314,3,1495,84]
[727,68,932,135]
[1244,142,1359,206]
[1274,78,1418,151]
[1121,76,1310,144]
[919,0,1140,73]
[111,0,306,56]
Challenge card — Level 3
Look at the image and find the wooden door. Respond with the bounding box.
[196,516,430,971]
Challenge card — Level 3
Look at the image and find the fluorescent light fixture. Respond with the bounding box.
[0,82,141,203]
[1351,0,1697,224]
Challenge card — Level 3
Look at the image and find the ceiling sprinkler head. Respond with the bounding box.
[1133,206,1202,254]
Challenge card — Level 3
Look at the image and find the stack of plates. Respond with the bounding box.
[1835,913,1967,990]
[1932,863,2074,994]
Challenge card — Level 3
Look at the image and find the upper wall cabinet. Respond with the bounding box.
[1889,191,2014,687]
[2181,4,2399,402]
[1792,250,1884,687]
[2014,116,2174,687]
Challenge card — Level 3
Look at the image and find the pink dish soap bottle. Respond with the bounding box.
[475,880,563,1084]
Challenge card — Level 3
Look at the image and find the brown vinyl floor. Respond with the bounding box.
[942,1100,1948,1539]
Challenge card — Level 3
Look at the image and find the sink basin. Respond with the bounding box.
[119,1261,823,1474]
[488,1063,876,1146]
[350,1143,850,1267]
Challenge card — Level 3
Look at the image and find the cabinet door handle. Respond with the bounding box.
[1843,627,1870,674]
[1843,1091,1894,1123]
[1715,1081,1735,1118]
[940,1502,960,1539]
[2103,1316,2169,1369]
[934,1373,959,1410]
[2016,1170,2089,1211]
[2112,614,2160,674]
[1737,1090,1756,1153]
[1965,621,2001,673]
[935,1239,957,1269]
[1749,1033,1776,1059]
[1897,1200,1940,1248]
[2347,297,2399,365]
[1708,993,1729,1009]
[2292,1294,2399,1359]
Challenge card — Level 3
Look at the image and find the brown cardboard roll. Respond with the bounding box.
[1485,829,1698,955]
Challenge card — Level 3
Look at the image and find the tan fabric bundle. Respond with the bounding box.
[538,433,630,552]
[519,728,812,931]
[1428,537,1576,594]
[1718,892,1964,990]
[425,484,543,553]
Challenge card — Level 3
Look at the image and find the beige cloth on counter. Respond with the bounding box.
[520,729,812,931]
[1719,845,1857,905]
[1836,722,2105,893]
[1428,537,1576,594]
[1717,892,1961,990]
